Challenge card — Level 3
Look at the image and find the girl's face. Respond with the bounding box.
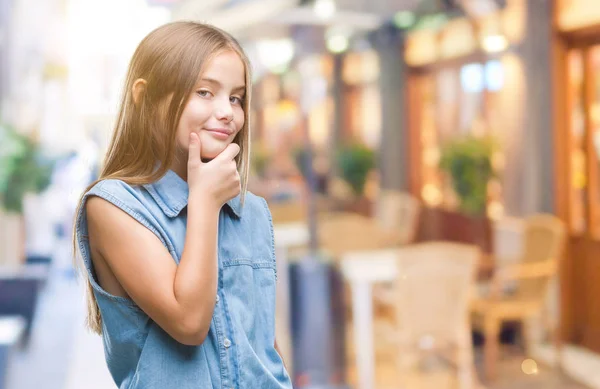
[176,50,246,162]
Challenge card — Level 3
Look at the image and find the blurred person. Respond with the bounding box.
[72,22,291,389]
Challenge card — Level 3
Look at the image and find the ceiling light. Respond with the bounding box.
[314,0,336,20]
[256,39,295,71]
[482,34,508,53]
[326,35,349,54]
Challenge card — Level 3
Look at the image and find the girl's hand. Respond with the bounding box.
[187,132,240,208]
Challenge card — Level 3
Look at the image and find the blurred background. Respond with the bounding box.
[1,0,599,388]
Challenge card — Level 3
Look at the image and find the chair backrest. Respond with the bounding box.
[375,190,421,245]
[269,201,307,224]
[318,212,399,259]
[492,216,525,267]
[516,214,566,301]
[393,242,479,346]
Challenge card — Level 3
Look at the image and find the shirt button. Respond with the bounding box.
[216,295,220,303]
[223,338,232,348]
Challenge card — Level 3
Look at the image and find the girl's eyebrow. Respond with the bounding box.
[200,77,245,93]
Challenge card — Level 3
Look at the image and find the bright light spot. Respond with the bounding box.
[422,184,442,206]
[314,0,336,20]
[488,201,504,220]
[393,11,416,29]
[491,151,505,171]
[256,39,295,72]
[485,60,504,91]
[521,359,539,375]
[460,63,484,93]
[423,148,440,167]
[482,34,508,53]
[326,35,348,54]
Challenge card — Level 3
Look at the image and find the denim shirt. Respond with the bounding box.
[75,170,292,389]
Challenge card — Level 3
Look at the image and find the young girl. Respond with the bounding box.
[74,22,292,389]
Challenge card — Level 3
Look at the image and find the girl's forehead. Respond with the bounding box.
[197,52,246,85]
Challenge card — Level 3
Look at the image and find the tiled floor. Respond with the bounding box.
[6,269,81,389]
[344,335,588,389]
[483,356,585,389]
[4,265,592,389]
[345,349,587,389]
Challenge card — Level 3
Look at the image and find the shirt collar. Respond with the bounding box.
[143,170,242,218]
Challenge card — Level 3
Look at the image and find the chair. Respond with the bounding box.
[471,214,566,380]
[391,242,481,389]
[269,201,307,224]
[374,190,421,246]
[371,191,422,325]
[317,212,400,259]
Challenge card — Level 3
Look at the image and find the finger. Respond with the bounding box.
[188,133,202,166]
[214,143,240,163]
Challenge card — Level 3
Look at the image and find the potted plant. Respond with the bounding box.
[334,143,376,216]
[0,124,55,265]
[439,134,496,216]
[0,124,55,344]
[438,134,497,252]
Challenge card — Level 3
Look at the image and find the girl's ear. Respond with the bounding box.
[132,78,148,106]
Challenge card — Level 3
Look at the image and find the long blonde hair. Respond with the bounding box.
[73,22,252,334]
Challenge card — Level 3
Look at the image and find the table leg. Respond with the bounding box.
[351,280,374,389]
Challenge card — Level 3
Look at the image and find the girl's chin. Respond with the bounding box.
[199,149,221,161]
[198,143,228,160]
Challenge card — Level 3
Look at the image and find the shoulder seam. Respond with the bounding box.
[260,197,277,280]
[92,186,170,250]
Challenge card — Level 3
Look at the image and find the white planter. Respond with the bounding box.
[0,209,24,266]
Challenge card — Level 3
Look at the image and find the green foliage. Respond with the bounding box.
[439,135,497,216]
[336,144,376,197]
[251,144,271,178]
[0,125,55,213]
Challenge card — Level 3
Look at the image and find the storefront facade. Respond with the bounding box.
[555,0,600,354]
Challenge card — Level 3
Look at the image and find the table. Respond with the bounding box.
[340,246,495,389]
[340,249,399,389]
[273,222,309,375]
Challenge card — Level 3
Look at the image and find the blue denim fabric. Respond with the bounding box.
[75,170,292,389]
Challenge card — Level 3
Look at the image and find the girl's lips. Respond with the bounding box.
[205,129,231,140]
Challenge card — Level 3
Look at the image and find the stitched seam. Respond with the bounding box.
[95,187,177,254]
[97,188,165,242]
[261,197,277,280]
[220,287,241,389]
[221,259,274,269]
[76,191,139,307]
[97,187,178,257]
[77,183,176,306]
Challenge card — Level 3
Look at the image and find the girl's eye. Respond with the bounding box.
[230,96,243,105]
[197,90,212,98]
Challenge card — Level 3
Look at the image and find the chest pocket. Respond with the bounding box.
[220,259,276,350]
[218,202,277,346]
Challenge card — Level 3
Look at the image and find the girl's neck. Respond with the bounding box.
[170,155,188,182]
